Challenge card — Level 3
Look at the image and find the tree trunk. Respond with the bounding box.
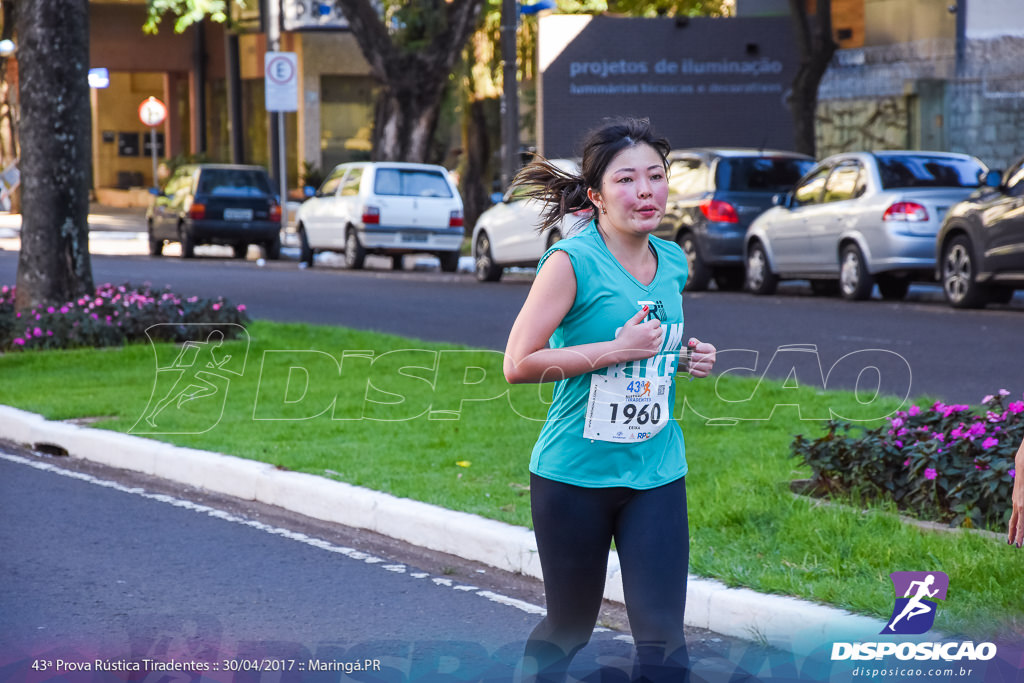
[373,76,446,162]
[460,96,499,236]
[787,0,836,157]
[13,0,93,312]
[336,0,485,163]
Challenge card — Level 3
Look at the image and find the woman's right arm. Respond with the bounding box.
[503,250,664,384]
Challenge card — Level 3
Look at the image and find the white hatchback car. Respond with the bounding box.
[471,158,590,282]
[295,161,464,271]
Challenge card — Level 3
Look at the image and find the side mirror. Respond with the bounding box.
[304,185,316,198]
[984,170,1003,188]
[771,193,791,208]
[490,191,505,205]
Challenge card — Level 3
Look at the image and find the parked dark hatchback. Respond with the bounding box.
[147,164,282,259]
[935,155,1024,308]
[655,148,815,290]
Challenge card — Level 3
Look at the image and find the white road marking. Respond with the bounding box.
[1,452,548,617]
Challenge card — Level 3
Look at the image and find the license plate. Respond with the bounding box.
[400,232,427,243]
[224,208,253,221]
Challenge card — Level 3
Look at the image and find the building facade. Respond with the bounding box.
[87,0,377,205]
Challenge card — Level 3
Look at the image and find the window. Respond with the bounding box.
[340,167,363,196]
[197,168,272,197]
[793,166,831,206]
[320,76,378,169]
[823,163,863,202]
[373,168,453,198]
[318,166,347,197]
[668,158,707,197]
[1005,160,1024,197]
[716,156,815,192]
[876,154,985,189]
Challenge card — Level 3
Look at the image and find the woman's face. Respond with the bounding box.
[588,143,668,238]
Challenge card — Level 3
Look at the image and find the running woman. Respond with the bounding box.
[504,117,716,682]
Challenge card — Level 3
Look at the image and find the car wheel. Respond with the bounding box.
[678,233,710,291]
[264,235,281,261]
[942,235,987,308]
[180,226,196,259]
[877,276,910,301]
[745,241,778,295]
[147,221,163,257]
[233,243,249,259]
[438,251,460,273]
[809,280,840,297]
[391,254,404,271]
[298,225,314,267]
[839,244,873,301]
[713,268,745,291]
[344,228,366,270]
[474,231,503,282]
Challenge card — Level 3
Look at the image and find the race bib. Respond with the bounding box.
[583,373,672,443]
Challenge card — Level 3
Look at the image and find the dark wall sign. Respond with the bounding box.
[538,15,799,157]
[117,132,139,157]
[143,132,166,158]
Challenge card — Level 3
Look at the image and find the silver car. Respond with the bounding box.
[745,151,988,300]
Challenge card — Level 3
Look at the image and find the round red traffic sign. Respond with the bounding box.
[138,97,167,127]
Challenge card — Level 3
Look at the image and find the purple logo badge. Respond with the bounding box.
[882,571,949,635]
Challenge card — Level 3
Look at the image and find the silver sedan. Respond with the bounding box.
[744,151,988,300]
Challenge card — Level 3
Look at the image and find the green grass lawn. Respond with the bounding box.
[1,319,1019,638]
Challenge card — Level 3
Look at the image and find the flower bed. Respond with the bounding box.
[0,283,250,352]
[791,392,1022,530]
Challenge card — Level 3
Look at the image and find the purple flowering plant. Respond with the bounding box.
[791,390,1022,530]
[0,283,250,352]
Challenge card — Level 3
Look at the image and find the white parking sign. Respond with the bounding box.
[265,52,298,112]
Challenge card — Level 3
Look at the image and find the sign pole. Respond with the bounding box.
[277,112,287,233]
[138,97,168,188]
[150,127,158,190]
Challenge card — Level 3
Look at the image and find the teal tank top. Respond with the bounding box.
[529,220,689,489]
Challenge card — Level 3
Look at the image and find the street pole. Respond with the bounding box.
[267,0,288,234]
[500,0,519,190]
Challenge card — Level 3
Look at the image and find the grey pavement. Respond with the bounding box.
[0,403,886,663]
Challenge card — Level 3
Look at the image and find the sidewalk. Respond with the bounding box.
[0,403,886,659]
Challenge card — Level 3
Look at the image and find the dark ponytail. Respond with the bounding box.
[511,117,670,234]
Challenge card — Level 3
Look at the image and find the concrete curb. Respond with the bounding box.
[0,404,885,655]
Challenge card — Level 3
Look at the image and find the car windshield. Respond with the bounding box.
[374,168,453,198]
[197,169,272,196]
[876,155,985,189]
[716,157,815,192]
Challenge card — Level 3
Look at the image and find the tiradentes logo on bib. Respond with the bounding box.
[882,571,949,635]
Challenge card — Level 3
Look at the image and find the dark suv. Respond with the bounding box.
[147,164,283,259]
[935,154,1024,308]
[655,148,814,290]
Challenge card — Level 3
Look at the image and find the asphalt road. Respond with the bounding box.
[0,446,791,683]
[1,246,1020,405]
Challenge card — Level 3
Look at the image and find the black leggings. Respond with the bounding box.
[524,473,690,683]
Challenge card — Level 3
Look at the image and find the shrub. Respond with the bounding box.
[0,283,250,352]
[791,391,1022,530]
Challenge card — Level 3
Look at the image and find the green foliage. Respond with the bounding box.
[0,283,249,351]
[299,161,326,189]
[791,394,1023,530]
[144,0,242,34]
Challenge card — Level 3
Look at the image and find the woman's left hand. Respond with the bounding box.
[686,338,716,378]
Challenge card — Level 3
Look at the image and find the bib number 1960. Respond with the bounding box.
[583,375,671,443]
